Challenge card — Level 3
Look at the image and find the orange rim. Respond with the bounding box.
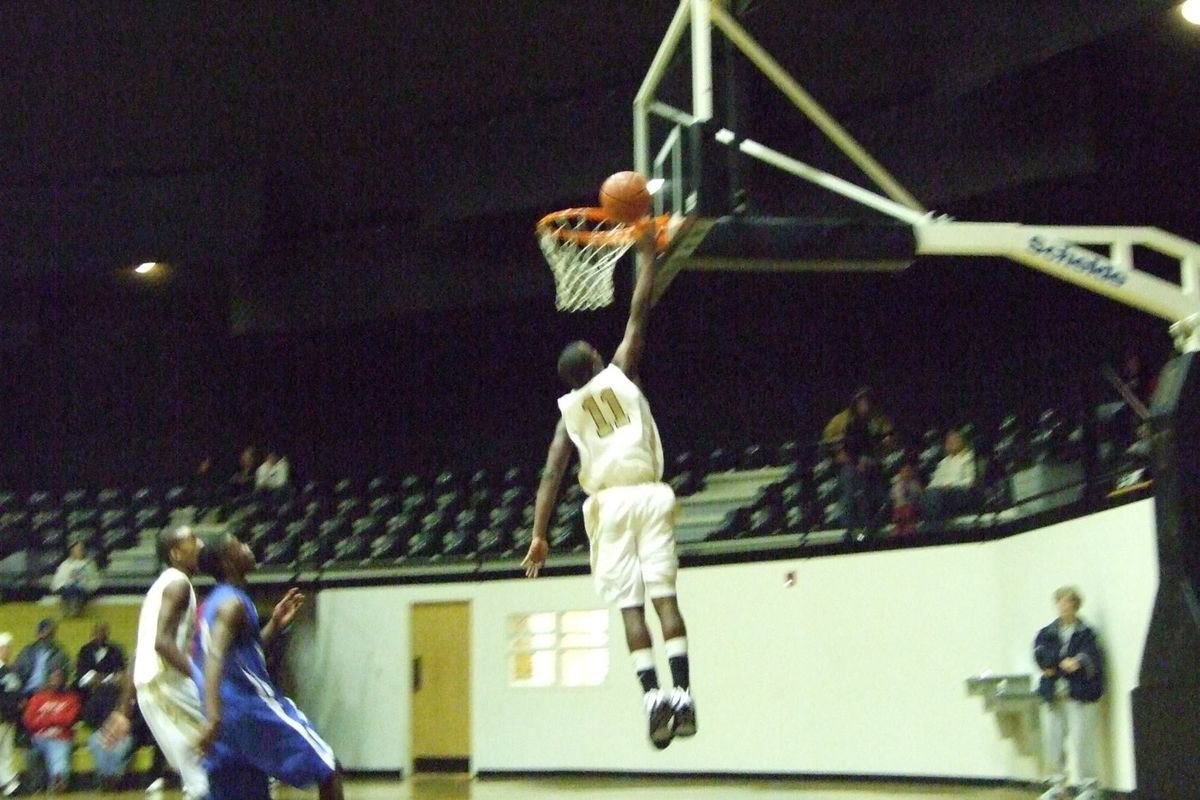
[536,208,671,251]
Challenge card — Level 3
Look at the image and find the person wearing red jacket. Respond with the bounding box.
[22,667,80,793]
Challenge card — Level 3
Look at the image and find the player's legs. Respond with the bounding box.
[637,484,696,737]
[139,684,210,799]
[217,687,340,794]
[587,490,672,748]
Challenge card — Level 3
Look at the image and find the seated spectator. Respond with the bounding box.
[229,445,259,498]
[890,459,923,537]
[823,387,896,539]
[74,623,125,702]
[255,448,291,500]
[22,667,79,793]
[14,620,69,698]
[0,632,21,796]
[81,666,134,791]
[49,542,101,617]
[191,456,225,521]
[918,428,977,524]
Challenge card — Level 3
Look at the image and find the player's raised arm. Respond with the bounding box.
[610,228,658,381]
[522,420,575,578]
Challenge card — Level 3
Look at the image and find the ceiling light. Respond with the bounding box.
[1183,0,1200,25]
[135,262,158,274]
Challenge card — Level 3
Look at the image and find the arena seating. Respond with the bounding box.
[0,405,1152,589]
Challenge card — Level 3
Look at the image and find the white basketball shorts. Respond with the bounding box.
[582,482,678,608]
[137,676,209,799]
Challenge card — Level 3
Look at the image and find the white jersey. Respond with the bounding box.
[558,363,664,495]
[133,567,197,689]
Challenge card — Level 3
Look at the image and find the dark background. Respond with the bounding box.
[0,1,1194,489]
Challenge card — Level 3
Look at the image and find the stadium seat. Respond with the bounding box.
[510,525,533,554]
[399,474,423,494]
[248,521,283,557]
[0,491,16,514]
[369,529,403,562]
[27,491,52,511]
[129,487,156,508]
[134,506,166,531]
[38,526,67,552]
[101,526,136,554]
[992,414,1026,476]
[369,494,400,520]
[273,498,303,522]
[99,509,129,531]
[475,526,508,557]
[31,509,64,533]
[433,471,457,494]
[500,486,528,509]
[1030,408,1068,463]
[67,508,99,531]
[740,444,767,470]
[745,503,782,537]
[262,536,298,567]
[96,488,124,509]
[776,440,802,467]
[332,522,370,564]
[61,489,88,508]
[502,467,525,488]
[401,492,430,516]
[708,447,736,473]
[335,497,364,520]
[705,508,745,540]
[669,470,701,497]
[811,456,835,485]
[366,475,391,498]
[332,478,356,498]
[163,485,189,509]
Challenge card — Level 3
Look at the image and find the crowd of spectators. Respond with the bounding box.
[0,619,163,794]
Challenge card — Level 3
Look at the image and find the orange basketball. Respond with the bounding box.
[599,171,652,223]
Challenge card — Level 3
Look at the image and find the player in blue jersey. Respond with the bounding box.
[195,533,344,800]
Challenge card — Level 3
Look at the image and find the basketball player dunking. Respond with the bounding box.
[523,227,697,749]
[103,526,209,799]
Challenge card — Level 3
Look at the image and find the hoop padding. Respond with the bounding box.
[536,209,665,312]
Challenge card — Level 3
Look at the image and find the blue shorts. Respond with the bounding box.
[206,689,337,800]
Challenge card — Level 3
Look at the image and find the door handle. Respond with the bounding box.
[413,656,422,692]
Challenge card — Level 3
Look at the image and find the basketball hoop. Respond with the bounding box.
[536,208,669,312]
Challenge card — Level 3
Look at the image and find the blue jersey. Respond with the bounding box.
[195,583,273,701]
[194,583,336,798]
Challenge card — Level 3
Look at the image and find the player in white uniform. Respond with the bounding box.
[523,229,696,749]
[102,526,209,798]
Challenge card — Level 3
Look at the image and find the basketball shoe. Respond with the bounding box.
[668,687,697,738]
[644,689,674,749]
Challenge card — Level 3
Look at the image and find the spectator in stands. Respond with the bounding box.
[0,633,21,797]
[918,428,977,524]
[230,445,259,497]
[255,448,291,500]
[22,667,79,793]
[13,620,69,697]
[49,541,101,617]
[889,458,922,537]
[823,387,896,539]
[1034,586,1104,800]
[191,456,225,521]
[74,623,125,703]
[81,666,137,791]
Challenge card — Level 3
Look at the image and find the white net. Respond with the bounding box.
[537,209,640,312]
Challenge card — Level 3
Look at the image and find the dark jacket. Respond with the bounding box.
[75,640,126,694]
[0,663,21,723]
[13,639,70,697]
[1034,618,1104,703]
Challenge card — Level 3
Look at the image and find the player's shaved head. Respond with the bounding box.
[558,340,600,389]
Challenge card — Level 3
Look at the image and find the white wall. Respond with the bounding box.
[286,499,1158,790]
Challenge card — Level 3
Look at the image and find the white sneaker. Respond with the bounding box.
[643,689,673,750]
[1,778,19,797]
[668,687,697,738]
[146,776,167,793]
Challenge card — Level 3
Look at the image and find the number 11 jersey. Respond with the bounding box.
[558,363,665,495]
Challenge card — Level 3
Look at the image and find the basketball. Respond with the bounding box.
[599,171,652,223]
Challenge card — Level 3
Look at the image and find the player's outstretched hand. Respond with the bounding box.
[99,710,130,749]
[272,587,305,628]
[522,538,548,578]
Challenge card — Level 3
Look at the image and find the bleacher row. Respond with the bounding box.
[0,407,1139,582]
